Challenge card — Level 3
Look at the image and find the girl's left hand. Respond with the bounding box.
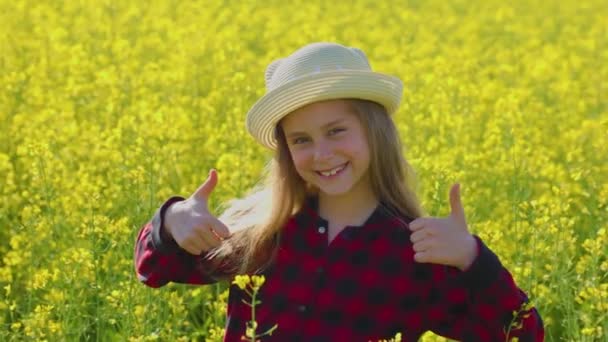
[408,183,478,271]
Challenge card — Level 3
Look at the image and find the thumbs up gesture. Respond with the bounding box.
[164,169,231,255]
[408,183,478,271]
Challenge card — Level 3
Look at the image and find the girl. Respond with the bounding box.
[134,42,544,341]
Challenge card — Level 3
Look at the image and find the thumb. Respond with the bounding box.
[193,169,218,201]
[449,183,466,223]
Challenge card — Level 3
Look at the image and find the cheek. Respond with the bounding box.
[289,149,311,173]
[347,141,371,167]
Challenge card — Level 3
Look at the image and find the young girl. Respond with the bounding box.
[134,42,544,341]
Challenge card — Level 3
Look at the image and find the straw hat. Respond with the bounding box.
[245,42,403,149]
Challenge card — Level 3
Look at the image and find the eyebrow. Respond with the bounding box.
[286,118,346,139]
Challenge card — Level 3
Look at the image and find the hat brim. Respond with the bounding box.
[246,70,403,149]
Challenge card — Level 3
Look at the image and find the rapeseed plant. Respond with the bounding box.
[232,275,278,341]
[0,0,606,340]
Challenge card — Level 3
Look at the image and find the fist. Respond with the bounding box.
[408,183,478,271]
[164,169,231,255]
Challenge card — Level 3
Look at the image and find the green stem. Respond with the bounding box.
[250,287,257,342]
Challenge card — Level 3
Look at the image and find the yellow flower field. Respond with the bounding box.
[0,0,606,341]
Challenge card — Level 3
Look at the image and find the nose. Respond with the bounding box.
[313,140,333,162]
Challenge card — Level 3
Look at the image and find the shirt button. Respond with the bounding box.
[298,305,307,313]
[318,226,326,234]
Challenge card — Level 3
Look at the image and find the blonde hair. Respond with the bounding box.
[205,99,424,280]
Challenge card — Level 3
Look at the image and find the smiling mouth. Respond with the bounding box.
[316,162,348,177]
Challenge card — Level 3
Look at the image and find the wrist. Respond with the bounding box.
[458,234,478,271]
[457,235,503,291]
[150,196,186,252]
[163,202,178,239]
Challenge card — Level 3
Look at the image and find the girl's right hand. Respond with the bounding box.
[164,169,231,255]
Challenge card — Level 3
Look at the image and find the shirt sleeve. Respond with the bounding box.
[424,236,544,341]
[133,196,229,288]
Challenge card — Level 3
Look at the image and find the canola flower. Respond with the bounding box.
[0,0,606,341]
[232,275,278,341]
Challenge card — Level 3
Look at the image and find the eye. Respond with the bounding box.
[292,136,310,145]
[328,127,345,136]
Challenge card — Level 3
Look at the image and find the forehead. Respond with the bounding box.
[281,99,356,130]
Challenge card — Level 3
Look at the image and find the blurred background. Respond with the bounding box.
[0,0,606,340]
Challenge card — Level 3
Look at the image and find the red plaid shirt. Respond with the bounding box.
[135,196,544,341]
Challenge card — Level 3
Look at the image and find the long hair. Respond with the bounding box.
[205,99,424,279]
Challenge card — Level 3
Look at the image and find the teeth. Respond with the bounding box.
[320,164,345,176]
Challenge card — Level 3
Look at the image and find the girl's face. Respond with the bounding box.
[280,99,372,199]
